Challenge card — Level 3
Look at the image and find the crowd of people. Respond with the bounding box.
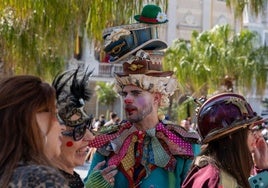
[0,3,268,188]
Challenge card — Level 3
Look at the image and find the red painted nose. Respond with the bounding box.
[124,98,132,104]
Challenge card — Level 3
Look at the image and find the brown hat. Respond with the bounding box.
[115,50,173,77]
[114,50,178,107]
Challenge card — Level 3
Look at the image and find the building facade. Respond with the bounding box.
[80,0,268,119]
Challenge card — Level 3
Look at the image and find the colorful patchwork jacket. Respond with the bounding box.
[85,121,200,188]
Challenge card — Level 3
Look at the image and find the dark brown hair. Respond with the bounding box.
[0,75,56,186]
[200,128,253,188]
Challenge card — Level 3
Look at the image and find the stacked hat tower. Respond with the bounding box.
[102,4,168,70]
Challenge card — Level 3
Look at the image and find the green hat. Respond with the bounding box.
[134,4,168,24]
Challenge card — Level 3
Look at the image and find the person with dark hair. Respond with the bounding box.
[85,51,200,187]
[182,93,268,188]
[0,75,68,187]
[180,119,191,132]
[104,112,119,127]
[99,114,106,126]
[52,67,117,188]
[93,114,106,131]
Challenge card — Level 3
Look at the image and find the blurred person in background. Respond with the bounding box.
[104,112,119,127]
[93,114,106,131]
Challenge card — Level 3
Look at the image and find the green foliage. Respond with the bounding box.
[85,0,168,42]
[95,81,118,107]
[0,0,88,79]
[226,0,267,19]
[176,96,196,122]
[0,0,167,80]
[164,24,268,98]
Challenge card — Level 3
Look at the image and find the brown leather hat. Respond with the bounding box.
[114,50,177,107]
[115,50,173,77]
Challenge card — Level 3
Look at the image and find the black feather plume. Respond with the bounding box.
[52,70,75,101]
[52,66,93,107]
[70,67,93,107]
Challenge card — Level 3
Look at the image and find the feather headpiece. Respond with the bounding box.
[52,66,93,127]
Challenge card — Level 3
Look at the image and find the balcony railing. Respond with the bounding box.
[69,58,123,80]
[97,63,123,77]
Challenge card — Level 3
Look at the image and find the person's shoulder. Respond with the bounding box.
[162,121,200,144]
[103,120,112,127]
[182,156,220,188]
[10,164,68,187]
[96,123,120,135]
[90,121,132,155]
[16,163,58,173]
[96,120,130,135]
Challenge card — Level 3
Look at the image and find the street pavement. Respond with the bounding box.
[74,161,91,180]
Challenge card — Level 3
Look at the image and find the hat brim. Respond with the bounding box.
[134,15,168,24]
[109,39,167,63]
[102,23,151,39]
[115,70,174,77]
[202,116,267,143]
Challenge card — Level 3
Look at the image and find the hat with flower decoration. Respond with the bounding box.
[134,4,168,24]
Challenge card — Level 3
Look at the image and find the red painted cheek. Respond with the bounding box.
[66,141,73,147]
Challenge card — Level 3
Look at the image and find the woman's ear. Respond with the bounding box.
[36,112,49,135]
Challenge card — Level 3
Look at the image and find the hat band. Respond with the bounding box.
[139,16,158,23]
[103,23,152,38]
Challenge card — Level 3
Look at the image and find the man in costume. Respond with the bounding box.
[85,51,200,187]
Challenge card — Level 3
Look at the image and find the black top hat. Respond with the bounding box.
[103,23,167,63]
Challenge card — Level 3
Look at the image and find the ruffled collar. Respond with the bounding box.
[89,121,199,173]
